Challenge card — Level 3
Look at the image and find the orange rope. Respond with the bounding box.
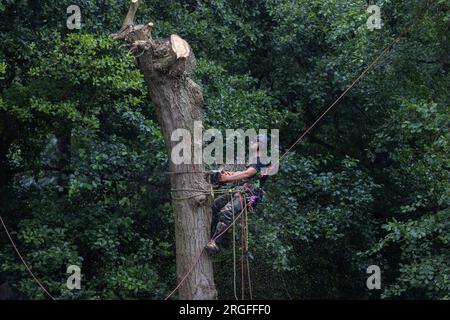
[245,202,253,300]
[163,247,206,300]
[0,215,56,300]
[246,251,253,300]
[237,192,253,300]
[277,25,413,165]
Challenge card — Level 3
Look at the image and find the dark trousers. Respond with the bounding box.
[210,192,244,244]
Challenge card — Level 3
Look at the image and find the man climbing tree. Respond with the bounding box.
[206,134,271,254]
[113,0,216,299]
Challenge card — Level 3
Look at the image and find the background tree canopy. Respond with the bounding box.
[0,0,448,299]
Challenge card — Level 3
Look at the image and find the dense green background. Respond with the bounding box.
[0,0,448,299]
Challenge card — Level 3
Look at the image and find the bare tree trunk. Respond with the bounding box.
[113,0,216,300]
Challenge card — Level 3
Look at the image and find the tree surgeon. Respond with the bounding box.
[205,134,271,254]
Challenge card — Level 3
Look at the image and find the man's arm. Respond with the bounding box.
[219,167,257,183]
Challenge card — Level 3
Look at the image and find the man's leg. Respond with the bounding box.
[206,193,243,253]
[210,193,231,237]
[215,193,243,244]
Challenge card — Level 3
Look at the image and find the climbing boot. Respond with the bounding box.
[205,240,220,254]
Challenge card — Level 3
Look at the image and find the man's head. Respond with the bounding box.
[256,133,269,148]
[250,133,269,153]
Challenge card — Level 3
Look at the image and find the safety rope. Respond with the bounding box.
[244,193,253,300]
[232,192,238,300]
[0,215,56,300]
[277,22,415,163]
[170,188,237,201]
[163,246,206,300]
[239,192,253,300]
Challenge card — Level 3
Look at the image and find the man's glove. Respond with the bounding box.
[207,170,223,189]
[207,170,234,188]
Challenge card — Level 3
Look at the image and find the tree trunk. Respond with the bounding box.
[113,0,216,300]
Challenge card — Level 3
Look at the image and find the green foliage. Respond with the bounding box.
[195,58,290,129]
[370,209,450,299]
[253,155,379,298]
[364,97,449,299]
[0,30,171,299]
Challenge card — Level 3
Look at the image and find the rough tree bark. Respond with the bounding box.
[113,0,217,300]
